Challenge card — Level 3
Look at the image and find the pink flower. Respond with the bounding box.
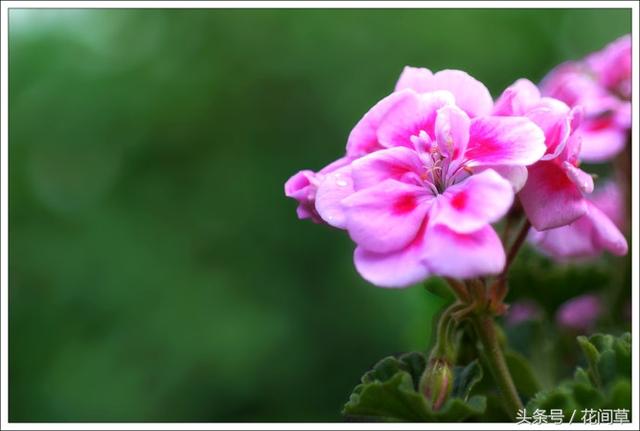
[586,34,631,99]
[286,66,515,227]
[504,300,542,326]
[284,157,352,224]
[540,35,631,162]
[555,293,602,333]
[494,79,595,231]
[320,91,545,287]
[529,181,628,260]
[286,67,546,287]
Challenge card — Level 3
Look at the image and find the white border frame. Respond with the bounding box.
[1,2,638,430]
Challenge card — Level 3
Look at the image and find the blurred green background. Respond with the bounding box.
[9,8,631,422]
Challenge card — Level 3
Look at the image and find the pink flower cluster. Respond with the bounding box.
[286,36,630,288]
[541,35,631,162]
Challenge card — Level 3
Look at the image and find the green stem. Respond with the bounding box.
[471,314,523,419]
[432,302,461,359]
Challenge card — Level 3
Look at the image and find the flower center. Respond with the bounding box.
[410,130,449,194]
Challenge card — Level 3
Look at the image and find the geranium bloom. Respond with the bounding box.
[287,68,546,287]
[322,91,545,287]
[529,181,628,259]
[286,67,524,227]
[540,35,631,162]
[494,79,594,230]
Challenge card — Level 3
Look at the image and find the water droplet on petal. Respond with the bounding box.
[336,179,348,187]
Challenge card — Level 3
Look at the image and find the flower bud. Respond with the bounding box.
[420,358,453,411]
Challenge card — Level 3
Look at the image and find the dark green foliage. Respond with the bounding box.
[343,353,485,422]
[527,333,631,414]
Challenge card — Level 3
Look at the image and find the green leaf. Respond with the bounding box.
[577,335,601,387]
[399,352,428,391]
[527,333,631,414]
[451,360,483,400]
[504,350,541,401]
[344,371,432,422]
[343,353,486,422]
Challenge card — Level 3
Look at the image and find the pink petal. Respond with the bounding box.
[587,202,628,256]
[578,128,627,162]
[284,170,321,222]
[318,156,352,175]
[529,221,594,259]
[376,90,455,149]
[465,116,546,166]
[474,165,528,192]
[524,98,573,160]
[435,105,470,161]
[315,165,354,228]
[493,79,541,116]
[589,181,625,230]
[286,157,354,225]
[394,66,434,92]
[342,179,433,253]
[346,90,413,158]
[353,219,432,288]
[432,169,513,233]
[615,102,631,129]
[422,225,505,278]
[395,68,493,117]
[424,70,494,117]
[519,161,587,230]
[350,146,424,191]
[530,202,627,259]
[586,34,631,94]
[563,162,594,194]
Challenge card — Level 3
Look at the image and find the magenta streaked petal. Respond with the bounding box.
[432,169,513,234]
[466,116,546,166]
[350,146,424,191]
[343,179,433,253]
[422,225,505,278]
[376,90,455,149]
[353,222,431,288]
[519,161,587,230]
[346,90,414,158]
[524,98,572,160]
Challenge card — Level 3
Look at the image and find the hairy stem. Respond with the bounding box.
[490,219,532,311]
[470,314,523,419]
[432,302,461,359]
[444,277,470,302]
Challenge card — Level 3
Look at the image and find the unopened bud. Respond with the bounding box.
[420,358,453,411]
